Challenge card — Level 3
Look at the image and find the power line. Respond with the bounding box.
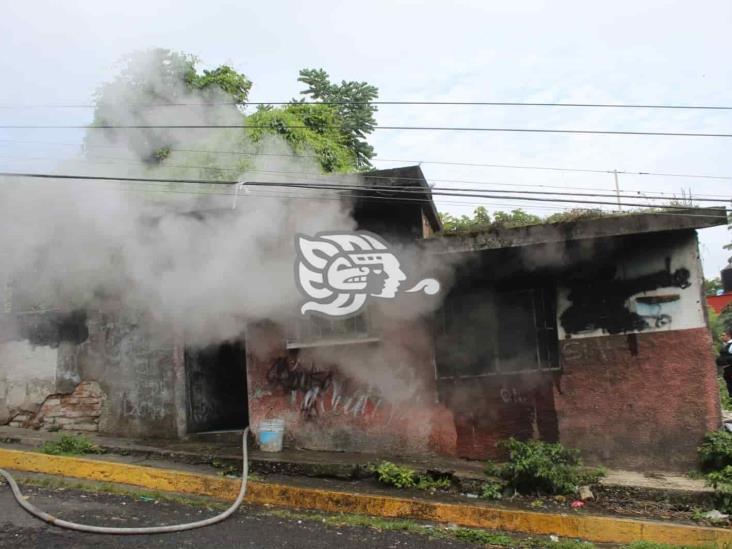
[3,152,729,201]
[1,124,731,138]
[0,171,725,223]
[2,157,726,204]
[0,172,728,213]
[3,173,721,220]
[2,137,731,183]
[1,100,731,110]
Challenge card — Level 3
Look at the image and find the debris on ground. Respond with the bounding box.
[701,509,729,522]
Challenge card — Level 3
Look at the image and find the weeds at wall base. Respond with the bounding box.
[38,434,103,456]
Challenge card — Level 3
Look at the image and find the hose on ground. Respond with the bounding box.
[0,427,249,535]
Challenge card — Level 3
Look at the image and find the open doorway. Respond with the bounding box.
[185,341,248,433]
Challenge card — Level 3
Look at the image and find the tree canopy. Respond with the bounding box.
[87,49,252,165]
[86,50,378,175]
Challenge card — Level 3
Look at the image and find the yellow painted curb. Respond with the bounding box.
[0,446,729,546]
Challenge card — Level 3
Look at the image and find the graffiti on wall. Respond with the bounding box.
[560,257,690,336]
[267,357,387,420]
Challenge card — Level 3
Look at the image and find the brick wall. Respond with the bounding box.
[246,320,457,456]
[555,327,721,471]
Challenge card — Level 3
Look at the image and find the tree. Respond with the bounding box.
[246,102,359,173]
[297,68,378,169]
[86,52,378,177]
[706,277,724,296]
[87,49,251,165]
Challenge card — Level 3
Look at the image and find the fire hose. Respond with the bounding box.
[0,426,249,534]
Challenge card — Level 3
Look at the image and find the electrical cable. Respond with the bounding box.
[0,427,249,534]
[0,172,724,221]
[1,100,731,110]
[0,156,728,203]
[2,137,731,183]
[0,172,728,213]
[1,124,731,138]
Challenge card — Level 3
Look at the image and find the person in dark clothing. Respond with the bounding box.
[717,328,732,397]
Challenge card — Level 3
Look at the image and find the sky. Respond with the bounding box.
[0,0,730,276]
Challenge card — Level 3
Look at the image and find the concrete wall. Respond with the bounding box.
[0,340,57,425]
[77,310,180,438]
[0,308,182,438]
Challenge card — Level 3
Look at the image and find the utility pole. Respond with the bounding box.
[613,170,622,212]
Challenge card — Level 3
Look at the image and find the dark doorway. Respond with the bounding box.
[185,341,248,433]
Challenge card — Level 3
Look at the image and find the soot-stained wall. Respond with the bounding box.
[553,230,717,470]
[556,231,705,338]
[431,229,718,470]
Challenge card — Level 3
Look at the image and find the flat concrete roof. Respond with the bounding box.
[424,207,728,254]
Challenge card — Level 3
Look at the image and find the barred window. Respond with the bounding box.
[286,308,379,349]
[434,287,559,378]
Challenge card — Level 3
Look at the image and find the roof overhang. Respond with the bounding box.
[424,207,728,254]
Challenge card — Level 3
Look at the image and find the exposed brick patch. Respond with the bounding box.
[32,381,106,432]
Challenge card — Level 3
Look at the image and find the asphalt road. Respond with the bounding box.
[0,481,477,548]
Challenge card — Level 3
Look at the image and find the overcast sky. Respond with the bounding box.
[0,0,730,275]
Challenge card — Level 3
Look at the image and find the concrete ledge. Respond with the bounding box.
[0,446,730,546]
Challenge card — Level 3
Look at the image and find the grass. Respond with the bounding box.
[38,434,103,456]
[626,541,727,549]
[267,509,605,548]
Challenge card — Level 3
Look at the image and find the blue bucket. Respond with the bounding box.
[258,419,285,452]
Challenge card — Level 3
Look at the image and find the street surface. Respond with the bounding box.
[0,481,476,548]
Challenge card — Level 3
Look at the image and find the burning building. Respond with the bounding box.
[0,165,727,472]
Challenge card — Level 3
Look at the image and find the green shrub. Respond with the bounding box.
[375,461,417,488]
[719,377,732,411]
[479,481,503,500]
[415,476,451,491]
[39,434,103,456]
[704,465,732,514]
[489,438,604,496]
[374,461,451,491]
[698,430,732,472]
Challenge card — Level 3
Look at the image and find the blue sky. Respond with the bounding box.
[0,0,730,274]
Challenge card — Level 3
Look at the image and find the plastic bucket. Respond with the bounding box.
[257,419,285,452]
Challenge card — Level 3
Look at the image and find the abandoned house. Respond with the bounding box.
[0,164,727,472]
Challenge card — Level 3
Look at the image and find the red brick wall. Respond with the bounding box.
[245,320,457,456]
[438,372,559,460]
[555,327,721,471]
[245,324,719,470]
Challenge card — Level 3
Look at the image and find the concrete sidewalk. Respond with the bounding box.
[0,425,711,499]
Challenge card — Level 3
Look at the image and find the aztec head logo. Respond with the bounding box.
[295,231,440,317]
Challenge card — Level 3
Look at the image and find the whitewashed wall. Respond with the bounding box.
[557,232,706,339]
